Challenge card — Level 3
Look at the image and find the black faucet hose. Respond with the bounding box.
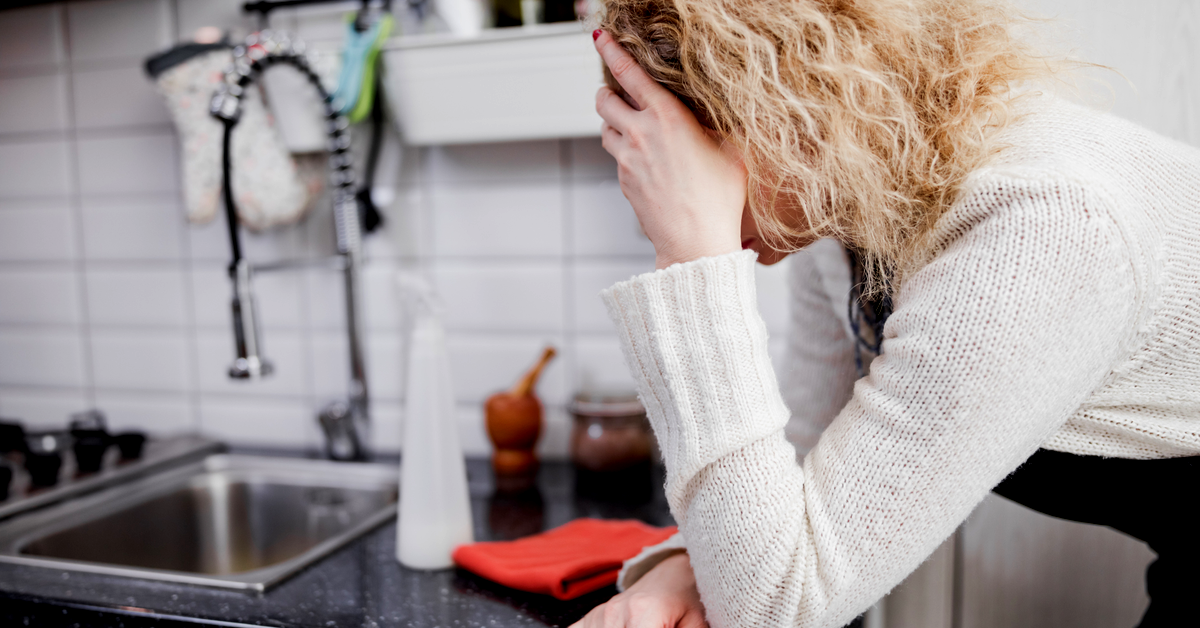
[217,38,357,277]
[221,119,243,272]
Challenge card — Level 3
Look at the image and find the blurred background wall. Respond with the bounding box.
[0,0,793,456]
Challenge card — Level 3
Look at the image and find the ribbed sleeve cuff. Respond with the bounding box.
[617,531,687,591]
[601,250,791,510]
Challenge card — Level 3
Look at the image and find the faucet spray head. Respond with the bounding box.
[228,260,274,380]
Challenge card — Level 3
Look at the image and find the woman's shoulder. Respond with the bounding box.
[902,168,1143,359]
[914,132,1154,364]
[979,91,1200,189]
[934,161,1129,268]
[931,93,1190,278]
[937,91,1200,312]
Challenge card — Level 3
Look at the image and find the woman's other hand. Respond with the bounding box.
[593,31,746,270]
[571,553,707,628]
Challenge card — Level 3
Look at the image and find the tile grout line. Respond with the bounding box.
[0,128,178,152]
[297,178,317,452]
[559,138,578,403]
[0,190,180,205]
[165,0,206,436]
[60,1,98,409]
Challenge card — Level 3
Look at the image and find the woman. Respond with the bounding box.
[574,0,1200,627]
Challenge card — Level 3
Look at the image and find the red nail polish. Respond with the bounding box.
[592,29,602,41]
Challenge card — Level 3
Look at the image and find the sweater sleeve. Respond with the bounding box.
[615,243,857,592]
[601,178,1138,628]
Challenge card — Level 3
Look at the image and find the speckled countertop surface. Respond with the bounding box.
[0,458,674,628]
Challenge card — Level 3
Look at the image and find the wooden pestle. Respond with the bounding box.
[485,347,556,476]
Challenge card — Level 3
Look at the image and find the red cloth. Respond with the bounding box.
[452,518,678,600]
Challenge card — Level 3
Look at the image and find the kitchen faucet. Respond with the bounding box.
[211,31,370,461]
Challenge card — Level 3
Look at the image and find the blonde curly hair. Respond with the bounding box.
[600,0,1053,289]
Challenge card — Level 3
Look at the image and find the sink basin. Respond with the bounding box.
[0,454,398,591]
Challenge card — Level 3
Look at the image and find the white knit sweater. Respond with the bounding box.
[602,94,1200,628]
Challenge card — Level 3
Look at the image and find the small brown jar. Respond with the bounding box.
[570,393,656,503]
[569,394,655,472]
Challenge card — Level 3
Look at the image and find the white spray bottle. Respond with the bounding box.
[395,273,474,569]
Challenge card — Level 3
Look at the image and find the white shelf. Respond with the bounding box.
[382,23,604,146]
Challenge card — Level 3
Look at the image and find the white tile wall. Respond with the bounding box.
[199,397,317,448]
[0,5,66,72]
[573,335,637,392]
[243,271,306,330]
[434,262,566,332]
[0,331,87,389]
[188,217,308,262]
[369,400,404,452]
[66,0,172,65]
[0,387,88,428]
[80,196,185,260]
[304,267,347,330]
[85,267,188,327]
[0,202,77,261]
[0,270,81,325]
[0,140,73,198]
[93,391,193,434]
[568,137,619,181]
[90,331,191,391]
[431,182,564,258]
[0,0,794,458]
[447,333,568,404]
[571,180,653,257]
[571,261,650,332]
[364,332,406,400]
[455,404,495,456]
[310,331,351,400]
[0,74,69,134]
[427,140,561,183]
[72,66,171,129]
[361,264,407,330]
[76,134,179,196]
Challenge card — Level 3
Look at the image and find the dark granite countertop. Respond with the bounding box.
[0,457,674,628]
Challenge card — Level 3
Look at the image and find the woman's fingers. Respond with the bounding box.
[568,589,705,628]
[677,609,708,628]
[600,122,625,158]
[593,30,670,112]
[596,86,637,133]
[569,598,626,628]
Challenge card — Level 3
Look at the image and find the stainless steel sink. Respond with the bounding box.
[0,454,398,591]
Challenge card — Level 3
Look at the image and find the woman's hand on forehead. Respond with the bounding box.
[593,30,747,270]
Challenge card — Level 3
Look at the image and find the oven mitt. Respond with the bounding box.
[146,42,319,231]
[451,518,678,600]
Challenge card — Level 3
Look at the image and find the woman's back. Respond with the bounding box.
[966,93,1200,459]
